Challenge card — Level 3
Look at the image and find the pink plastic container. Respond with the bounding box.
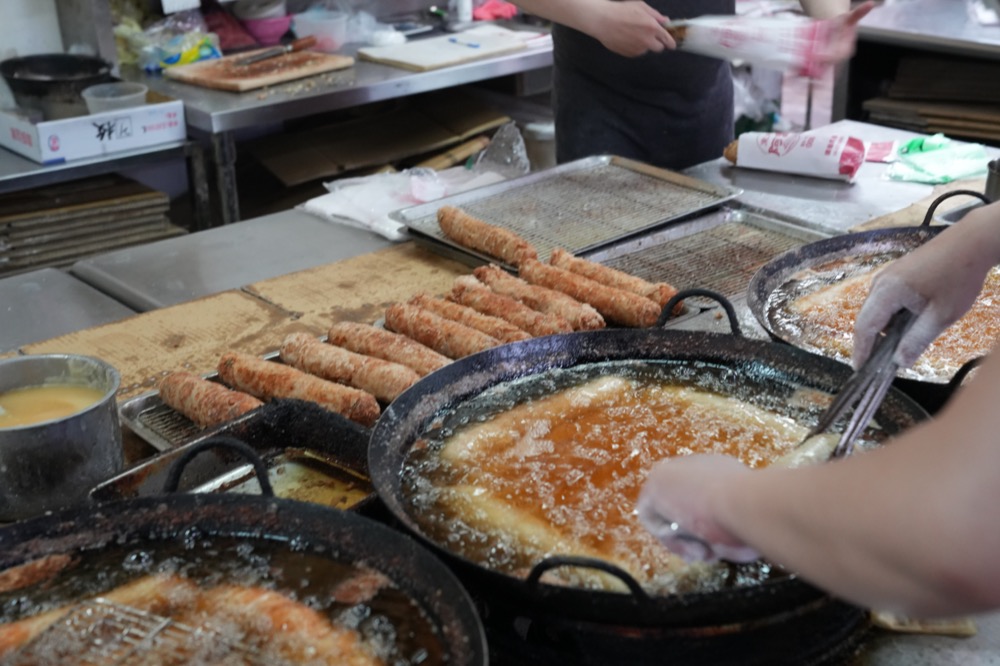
[242,16,292,46]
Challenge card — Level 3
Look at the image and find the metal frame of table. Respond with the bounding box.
[126,41,554,227]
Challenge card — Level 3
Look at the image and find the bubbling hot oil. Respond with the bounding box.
[0,536,445,666]
[402,361,884,596]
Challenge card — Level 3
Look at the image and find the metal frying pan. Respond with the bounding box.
[746,190,992,409]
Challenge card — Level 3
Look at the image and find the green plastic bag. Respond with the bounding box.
[887,139,990,185]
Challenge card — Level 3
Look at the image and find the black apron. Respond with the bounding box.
[553,0,736,170]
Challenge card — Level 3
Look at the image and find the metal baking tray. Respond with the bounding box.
[391,155,742,269]
[583,206,831,309]
[95,399,373,509]
[118,347,285,453]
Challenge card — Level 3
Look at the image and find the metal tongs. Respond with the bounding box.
[802,309,917,461]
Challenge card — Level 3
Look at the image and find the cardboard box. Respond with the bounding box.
[0,92,186,165]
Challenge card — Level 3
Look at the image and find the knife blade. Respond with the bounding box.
[235,36,317,67]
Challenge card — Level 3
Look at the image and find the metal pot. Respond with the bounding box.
[0,354,122,521]
[746,190,993,413]
[0,438,487,665]
[368,292,928,664]
[0,54,113,120]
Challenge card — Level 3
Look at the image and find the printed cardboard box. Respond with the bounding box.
[0,92,186,164]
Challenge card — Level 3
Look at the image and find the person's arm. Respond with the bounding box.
[799,0,850,19]
[511,0,675,57]
[640,349,1000,617]
[853,200,1000,368]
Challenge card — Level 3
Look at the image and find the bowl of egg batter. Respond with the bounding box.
[0,354,122,521]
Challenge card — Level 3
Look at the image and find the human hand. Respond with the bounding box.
[636,455,759,563]
[588,0,675,57]
[853,230,995,369]
[814,1,875,66]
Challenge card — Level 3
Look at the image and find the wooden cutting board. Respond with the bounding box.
[164,49,354,92]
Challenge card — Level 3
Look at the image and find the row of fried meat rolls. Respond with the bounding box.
[158,207,679,432]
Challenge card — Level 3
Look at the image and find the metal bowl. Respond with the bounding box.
[0,54,113,120]
[0,354,123,521]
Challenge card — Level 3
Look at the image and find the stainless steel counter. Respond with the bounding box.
[858,0,1000,59]
[125,33,553,226]
[835,0,1000,124]
[0,268,135,352]
[683,120,984,235]
[130,42,553,135]
[69,210,392,311]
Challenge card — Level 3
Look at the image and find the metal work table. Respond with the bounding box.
[126,36,554,226]
[683,120,941,235]
[835,0,1000,122]
[0,268,135,353]
[69,209,391,311]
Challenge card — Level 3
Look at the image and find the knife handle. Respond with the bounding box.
[288,36,317,53]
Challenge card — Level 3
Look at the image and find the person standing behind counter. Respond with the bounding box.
[635,200,1000,617]
[511,0,872,170]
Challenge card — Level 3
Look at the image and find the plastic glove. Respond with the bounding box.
[812,1,875,67]
[636,455,760,564]
[852,229,995,369]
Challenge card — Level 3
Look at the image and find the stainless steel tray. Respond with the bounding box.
[118,350,283,453]
[392,155,742,269]
[583,206,831,309]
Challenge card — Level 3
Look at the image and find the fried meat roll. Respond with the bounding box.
[385,303,501,359]
[549,248,679,310]
[217,352,379,427]
[437,205,538,267]
[280,333,420,403]
[519,259,662,328]
[327,322,451,377]
[473,264,605,331]
[409,293,532,344]
[450,275,573,337]
[159,371,263,428]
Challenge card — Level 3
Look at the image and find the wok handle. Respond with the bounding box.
[948,356,985,392]
[162,436,275,497]
[920,190,991,227]
[526,555,651,603]
[658,288,743,337]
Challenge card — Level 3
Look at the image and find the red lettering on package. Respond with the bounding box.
[757,133,800,157]
[10,128,33,147]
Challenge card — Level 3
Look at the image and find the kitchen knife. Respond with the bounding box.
[235,36,317,67]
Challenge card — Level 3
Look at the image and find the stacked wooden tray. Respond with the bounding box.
[0,175,186,277]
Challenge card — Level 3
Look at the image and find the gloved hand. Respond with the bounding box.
[636,455,760,564]
[813,1,875,66]
[852,228,996,369]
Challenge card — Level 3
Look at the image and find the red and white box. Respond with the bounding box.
[0,95,186,164]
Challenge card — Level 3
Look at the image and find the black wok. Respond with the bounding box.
[368,292,927,640]
[0,438,487,666]
[747,190,991,412]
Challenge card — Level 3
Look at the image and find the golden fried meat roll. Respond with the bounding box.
[519,259,662,328]
[159,371,263,428]
[280,333,420,403]
[549,248,679,310]
[437,205,538,267]
[217,352,379,427]
[450,275,573,337]
[327,322,451,377]
[409,293,532,344]
[473,264,605,331]
[384,303,501,359]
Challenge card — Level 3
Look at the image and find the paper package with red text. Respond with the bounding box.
[667,14,833,78]
[724,132,866,181]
